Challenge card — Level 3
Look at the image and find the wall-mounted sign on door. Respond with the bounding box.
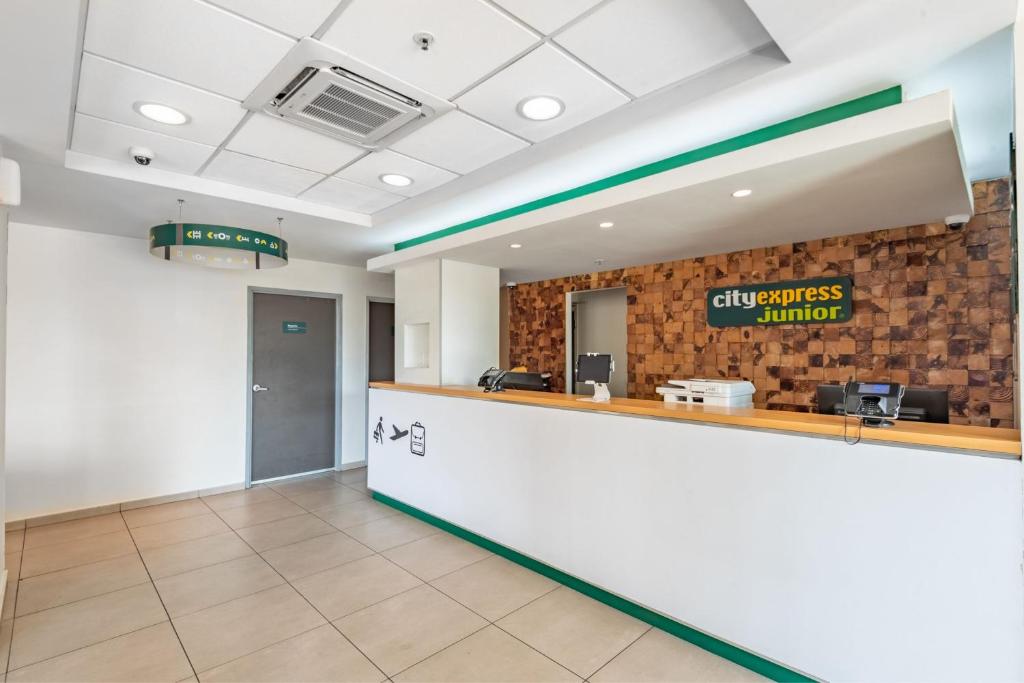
[282,321,307,334]
[707,276,853,327]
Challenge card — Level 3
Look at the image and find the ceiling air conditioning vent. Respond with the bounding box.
[266,65,428,147]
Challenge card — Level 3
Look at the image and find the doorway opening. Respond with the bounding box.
[567,287,627,397]
[247,288,341,485]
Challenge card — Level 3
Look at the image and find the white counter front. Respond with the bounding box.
[368,385,1024,682]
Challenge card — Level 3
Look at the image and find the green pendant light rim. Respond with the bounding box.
[148,222,289,269]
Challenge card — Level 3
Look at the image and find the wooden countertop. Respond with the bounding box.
[369,382,1021,457]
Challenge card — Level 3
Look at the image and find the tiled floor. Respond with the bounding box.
[0,468,765,682]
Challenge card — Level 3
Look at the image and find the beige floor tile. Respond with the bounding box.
[497,587,649,679]
[131,513,232,551]
[260,532,373,581]
[200,624,384,683]
[217,499,306,530]
[0,619,12,672]
[201,486,281,512]
[155,555,284,617]
[293,555,422,621]
[395,624,580,683]
[8,622,192,682]
[3,580,16,621]
[16,554,150,616]
[315,498,398,530]
[5,552,21,582]
[20,530,137,578]
[342,514,439,552]
[590,628,766,682]
[173,584,325,672]
[23,513,126,550]
[234,514,335,552]
[123,499,211,528]
[269,475,341,498]
[431,555,559,620]
[334,584,487,676]
[286,485,367,511]
[9,583,167,669]
[345,480,371,495]
[5,531,23,554]
[383,533,491,582]
[336,468,367,484]
[140,532,254,580]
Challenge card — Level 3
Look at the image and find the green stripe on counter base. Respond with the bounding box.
[393,85,902,252]
[372,491,814,682]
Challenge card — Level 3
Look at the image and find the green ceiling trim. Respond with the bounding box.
[393,85,903,252]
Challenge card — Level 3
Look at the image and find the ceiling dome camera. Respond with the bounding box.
[130,146,154,166]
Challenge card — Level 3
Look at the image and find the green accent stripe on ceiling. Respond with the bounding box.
[372,491,815,682]
[394,85,902,252]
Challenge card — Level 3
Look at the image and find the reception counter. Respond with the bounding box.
[367,382,1024,681]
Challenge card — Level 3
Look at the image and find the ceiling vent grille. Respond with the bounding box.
[266,66,428,147]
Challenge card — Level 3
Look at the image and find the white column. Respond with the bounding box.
[394,259,499,386]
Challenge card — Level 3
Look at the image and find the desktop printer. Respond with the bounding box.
[656,378,755,407]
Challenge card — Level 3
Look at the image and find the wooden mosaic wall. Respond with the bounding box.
[508,178,1015,427]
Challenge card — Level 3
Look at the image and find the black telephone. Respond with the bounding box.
[843,381,906,428]
[477,367,507,392]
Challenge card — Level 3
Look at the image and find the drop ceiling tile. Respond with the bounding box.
[204,0,341,38]
[334,150,458,197]
[227,114,365,174]
[320,0,538,99]
[71,114,216,175]
[455,44,629,142]
[390,111,529,174]
[492,0,603,34]
[556,0,773,97]
[75,54,245,147]
[202,151,324,195]
[84,0,295,100]
[300,177,406,213]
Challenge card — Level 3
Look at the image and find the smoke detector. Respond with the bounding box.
[244,38,453,150]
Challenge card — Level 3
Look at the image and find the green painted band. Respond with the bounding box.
[394,85,902,252]
[371,491,815,682]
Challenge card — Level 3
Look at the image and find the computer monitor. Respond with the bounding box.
[576,354,613,402]
[576,354,612,383]
[815,384,949,424]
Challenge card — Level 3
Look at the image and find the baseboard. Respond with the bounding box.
[9,481,247,528]
[372,492,814,683]
[339,460,367,471]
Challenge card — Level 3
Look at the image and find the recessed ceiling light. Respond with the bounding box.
[509,243,522,249]
[732,188,753,198]
[134,102,189,125]
[517,96,564,121]
[599,221,614,229]
[380,173,413,187]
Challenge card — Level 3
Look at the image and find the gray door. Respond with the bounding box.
[251,293,336,482]
[368,301,395,382]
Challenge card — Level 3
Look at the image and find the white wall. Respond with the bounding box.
[440,260,498,385]
[394,260,441,385]
[370,388,1024,682]
[5,222,393,521]
[0,209,7,562]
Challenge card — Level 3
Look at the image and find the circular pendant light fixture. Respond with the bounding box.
[148,200,288,269]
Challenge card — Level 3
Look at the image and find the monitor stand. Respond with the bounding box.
[578,383,611,403]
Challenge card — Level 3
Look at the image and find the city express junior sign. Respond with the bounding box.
[707,276,853,327]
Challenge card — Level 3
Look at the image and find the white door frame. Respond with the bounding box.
[246,287,343,487]
[364,295,395,464]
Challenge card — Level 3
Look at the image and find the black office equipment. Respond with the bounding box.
[496,371,552,392]
[477,367,507,392]
[817,384,948,424]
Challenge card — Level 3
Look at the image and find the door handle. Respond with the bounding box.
[253,384,269,393]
